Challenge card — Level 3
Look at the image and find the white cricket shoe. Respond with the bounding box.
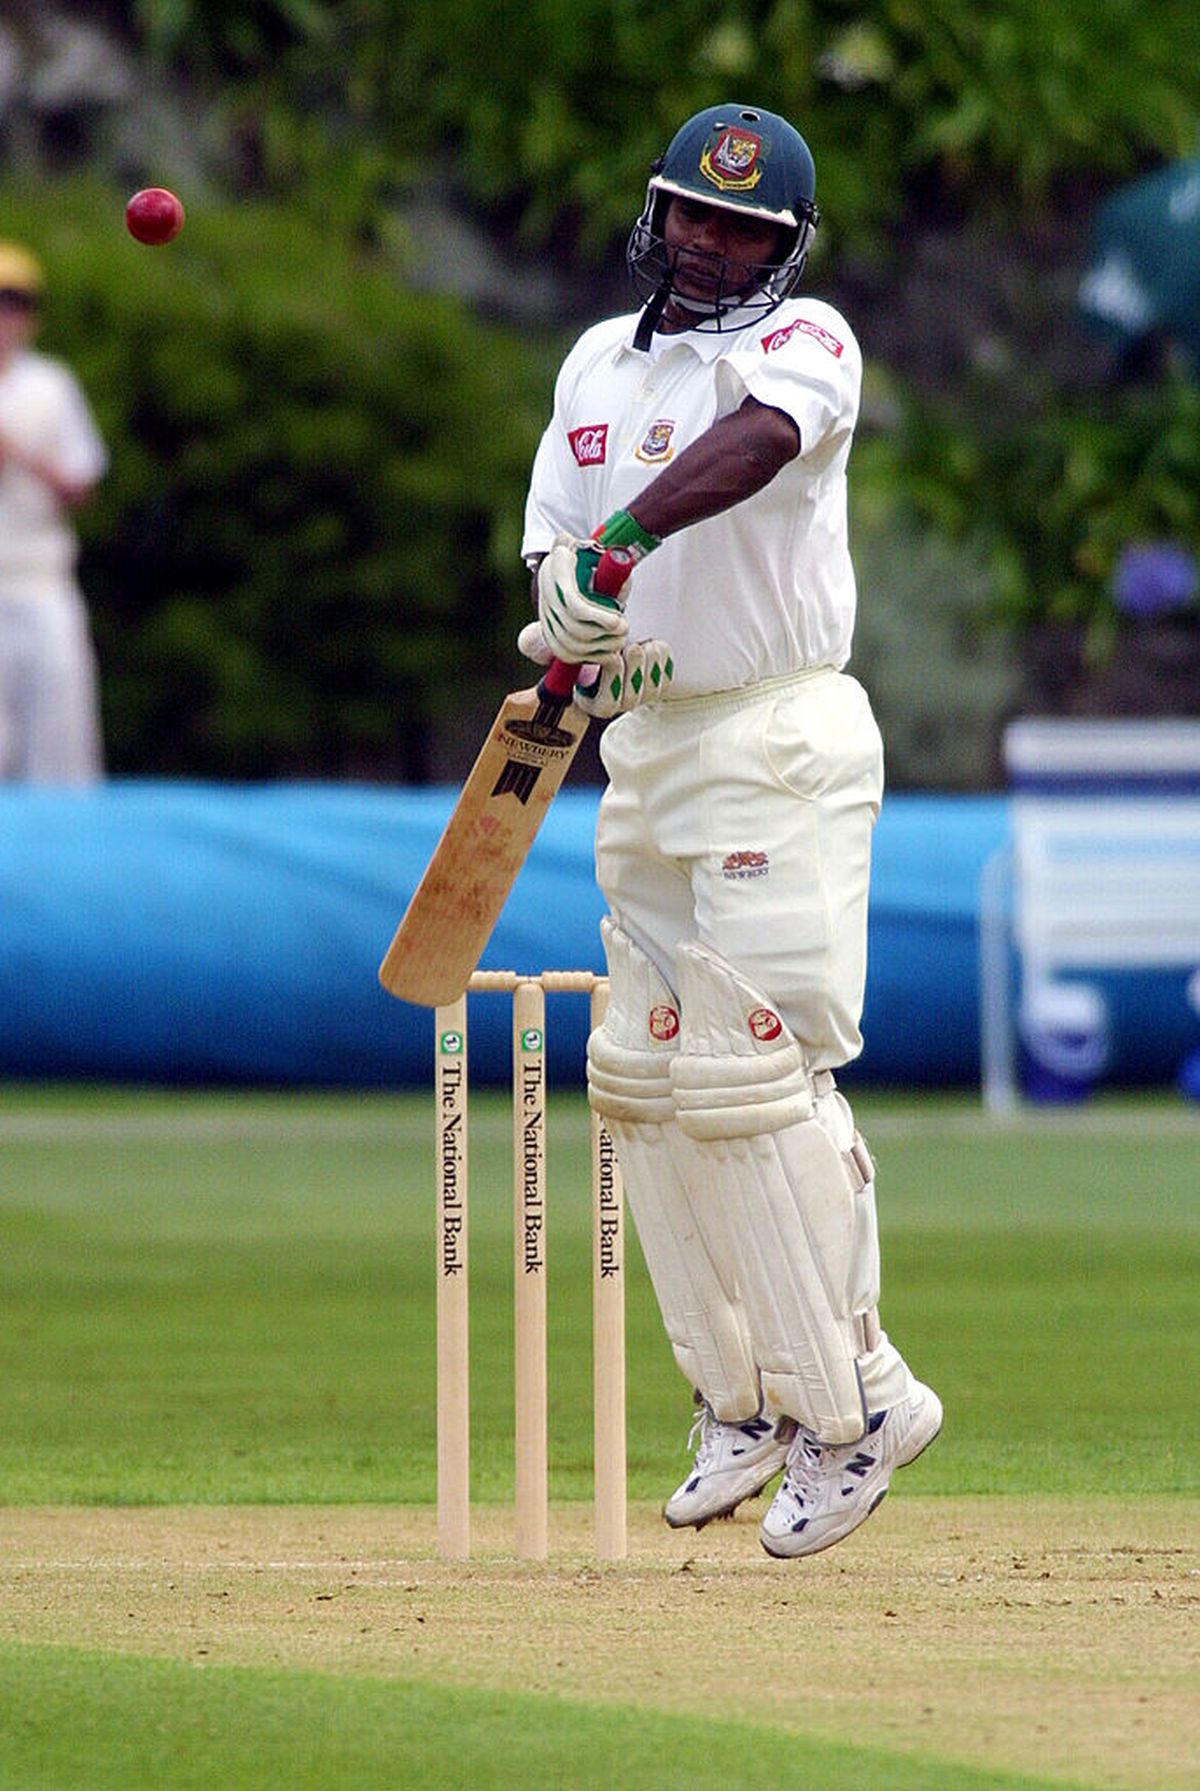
[663,1398,790,1529]
[759,1381,943,1559]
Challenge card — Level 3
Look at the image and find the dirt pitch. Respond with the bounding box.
[2,1496,1196,1790]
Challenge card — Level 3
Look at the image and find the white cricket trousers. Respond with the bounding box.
[595,665,883,1069]
[0,583,104,785]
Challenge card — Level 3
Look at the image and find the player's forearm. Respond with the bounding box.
[627,398,799,541]
[44,469,96,509]
[525,398,799,602]
[0,434,94,507]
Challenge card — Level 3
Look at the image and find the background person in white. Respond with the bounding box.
[0,241,108,785]
[519,104,941,1558]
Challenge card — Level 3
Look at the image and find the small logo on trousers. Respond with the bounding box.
[648,1004,680,1042]
[722,849,770,881]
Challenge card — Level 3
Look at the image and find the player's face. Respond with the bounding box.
[660,197,783,326]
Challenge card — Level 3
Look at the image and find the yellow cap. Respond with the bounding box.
[0,241,45,294]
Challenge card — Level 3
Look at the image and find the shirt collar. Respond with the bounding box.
[615,303,770,364]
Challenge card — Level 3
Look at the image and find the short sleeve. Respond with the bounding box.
[714,302,861,458]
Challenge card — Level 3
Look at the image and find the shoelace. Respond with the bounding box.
[781,1428,828,1502]
[685,1401,718,1469]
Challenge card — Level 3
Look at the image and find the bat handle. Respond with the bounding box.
[539,658,581,703]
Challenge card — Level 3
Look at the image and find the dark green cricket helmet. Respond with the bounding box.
[627,103,820,334]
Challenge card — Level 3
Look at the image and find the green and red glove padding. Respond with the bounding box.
[536,510,661,663]
[574,508,662,600]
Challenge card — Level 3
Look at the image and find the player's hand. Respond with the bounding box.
[536,533,633,663]
[517,622,674,717]
[575,638,675,718]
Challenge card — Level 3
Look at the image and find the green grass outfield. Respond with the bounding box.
[0,1084,1197,1788]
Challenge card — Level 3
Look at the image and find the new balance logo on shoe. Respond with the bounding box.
[664,1401,790,1530]
[760,1383,943,1559]
[732,1417,775,1456]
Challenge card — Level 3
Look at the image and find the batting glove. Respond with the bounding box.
[535,509,661,664]
[516,623,674,717]
[574,638,675,718]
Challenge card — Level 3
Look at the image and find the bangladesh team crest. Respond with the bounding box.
[636,418,676,464]
[699,126,765,194]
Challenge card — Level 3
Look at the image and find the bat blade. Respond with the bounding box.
[378,675,590,1006]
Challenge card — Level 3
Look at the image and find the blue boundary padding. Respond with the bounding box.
[0,781,1194,1089]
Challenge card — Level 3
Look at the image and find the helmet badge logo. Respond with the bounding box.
[699,126,764,194]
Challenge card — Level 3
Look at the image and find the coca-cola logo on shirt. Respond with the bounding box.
[761,318,844,358]
[568,424,609,465]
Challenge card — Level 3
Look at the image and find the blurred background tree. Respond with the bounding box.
[1,0,1197,783]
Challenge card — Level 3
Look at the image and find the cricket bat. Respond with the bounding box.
[378,659,588,1006]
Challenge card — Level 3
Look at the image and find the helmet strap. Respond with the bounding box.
[633,277,671,351]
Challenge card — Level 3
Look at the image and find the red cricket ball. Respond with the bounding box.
[125,188,185,246]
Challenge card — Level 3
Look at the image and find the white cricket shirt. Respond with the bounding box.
[0,350,108,591]
[522,295,862,696]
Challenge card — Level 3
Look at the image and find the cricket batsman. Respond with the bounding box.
[518,103,941,1556]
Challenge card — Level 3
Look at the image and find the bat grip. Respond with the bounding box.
[539,658,581,703]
